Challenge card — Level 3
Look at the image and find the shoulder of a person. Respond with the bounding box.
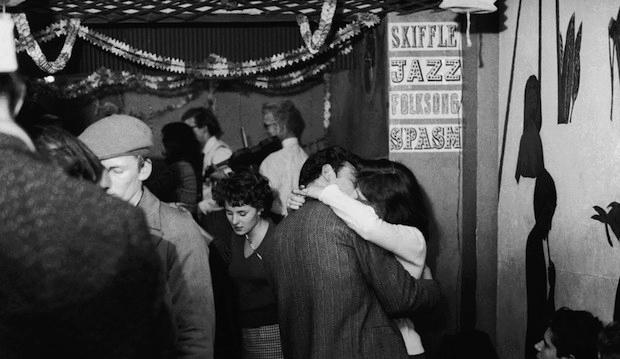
[279,200,348,230]
[159,202,204,239]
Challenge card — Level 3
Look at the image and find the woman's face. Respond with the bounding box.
[224,202,261,236]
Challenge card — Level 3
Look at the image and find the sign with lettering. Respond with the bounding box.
[389,22,461,51]
[389,90,461,119]
[390,56,462,85]
[388,21,462,153]
[390,124,461,152]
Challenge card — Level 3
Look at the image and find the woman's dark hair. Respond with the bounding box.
[356,159,429,238]
[599,321,620,359]
[32,125,104,183]
[549,307,602,359]
[161,122,202,176]
[212,169,273,215]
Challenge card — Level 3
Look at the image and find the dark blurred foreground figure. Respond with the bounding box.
[261,146,441,359]
[535,307,602,359]
[599,321,620,359]
[0,72,173,359]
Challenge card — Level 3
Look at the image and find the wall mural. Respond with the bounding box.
[592,202,620,321]
[517,75,558,359]
[609,7,620,121]
[556,12,582,124]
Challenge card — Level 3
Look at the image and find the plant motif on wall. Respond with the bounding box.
[592,202,620,246]
[609,7,620,121]
[556,13,582,124]
[591,202,620,321]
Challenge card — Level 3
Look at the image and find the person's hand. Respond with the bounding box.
[301,183,325,200]
[287,188,307,211]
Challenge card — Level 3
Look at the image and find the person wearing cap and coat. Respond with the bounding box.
[79,115,215,359]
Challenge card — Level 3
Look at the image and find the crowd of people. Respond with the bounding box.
[2,67,620,359]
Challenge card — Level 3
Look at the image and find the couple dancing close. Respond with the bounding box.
[215,146,439,359]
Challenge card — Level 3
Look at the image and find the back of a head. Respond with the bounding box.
[550,307,603,359]
[298,146,358,187]
[32,125,104,183]
[276,100,305,139]
[181,107,222,138]
[356,159,429,237]
[0,159,170,359]
[162,121,202,164]
[599,322,620,359]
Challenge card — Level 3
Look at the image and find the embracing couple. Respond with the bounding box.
[260,146,441,359]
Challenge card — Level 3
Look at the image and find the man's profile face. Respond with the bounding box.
[534,328,563,359]
[100,155,149,205]
[335,161,358,199]
[263,112,280,137]
[184,117,208,145]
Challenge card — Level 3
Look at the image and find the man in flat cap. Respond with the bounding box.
[80,114,215,359]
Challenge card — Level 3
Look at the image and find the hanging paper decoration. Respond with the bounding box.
[14,12,379,79]
[0,13,18,72]
[322,72,331,129]
[13,14,80,73]
[439,0,497,13]
[439,0,497,47]
[297,0,337,54]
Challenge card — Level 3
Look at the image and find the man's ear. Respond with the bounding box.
[321,164,336,182]
[138,158,153,181]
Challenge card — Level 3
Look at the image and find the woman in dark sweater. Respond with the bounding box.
[212,169,283,359]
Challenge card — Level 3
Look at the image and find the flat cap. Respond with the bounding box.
[79,114,153,160]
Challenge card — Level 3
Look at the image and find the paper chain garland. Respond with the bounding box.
[13,14,80,73]
[14,12,379,79]
[297,0,337,54]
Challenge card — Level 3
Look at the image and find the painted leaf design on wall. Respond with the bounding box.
[609,6,620,121]
[592,201,620,322]
[592,202,620,247]
[557,13,582,124]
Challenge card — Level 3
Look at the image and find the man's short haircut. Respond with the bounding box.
[599,322,620,359]
[298,146,358,187]
[181,107,223,138]
[549,307,602,359]
[276,100,305,139]
[0,73,25,116]
[262,102,278,115]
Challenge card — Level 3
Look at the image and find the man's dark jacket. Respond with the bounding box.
[261,200,441,359]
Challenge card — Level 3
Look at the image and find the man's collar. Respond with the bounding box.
[137,186,161,232]
[202,135,219,154]
[281,137,299,148]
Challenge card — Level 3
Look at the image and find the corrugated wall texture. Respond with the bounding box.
[62,23,355,75]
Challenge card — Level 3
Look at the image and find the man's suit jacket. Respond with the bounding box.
[261,200,440,359]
